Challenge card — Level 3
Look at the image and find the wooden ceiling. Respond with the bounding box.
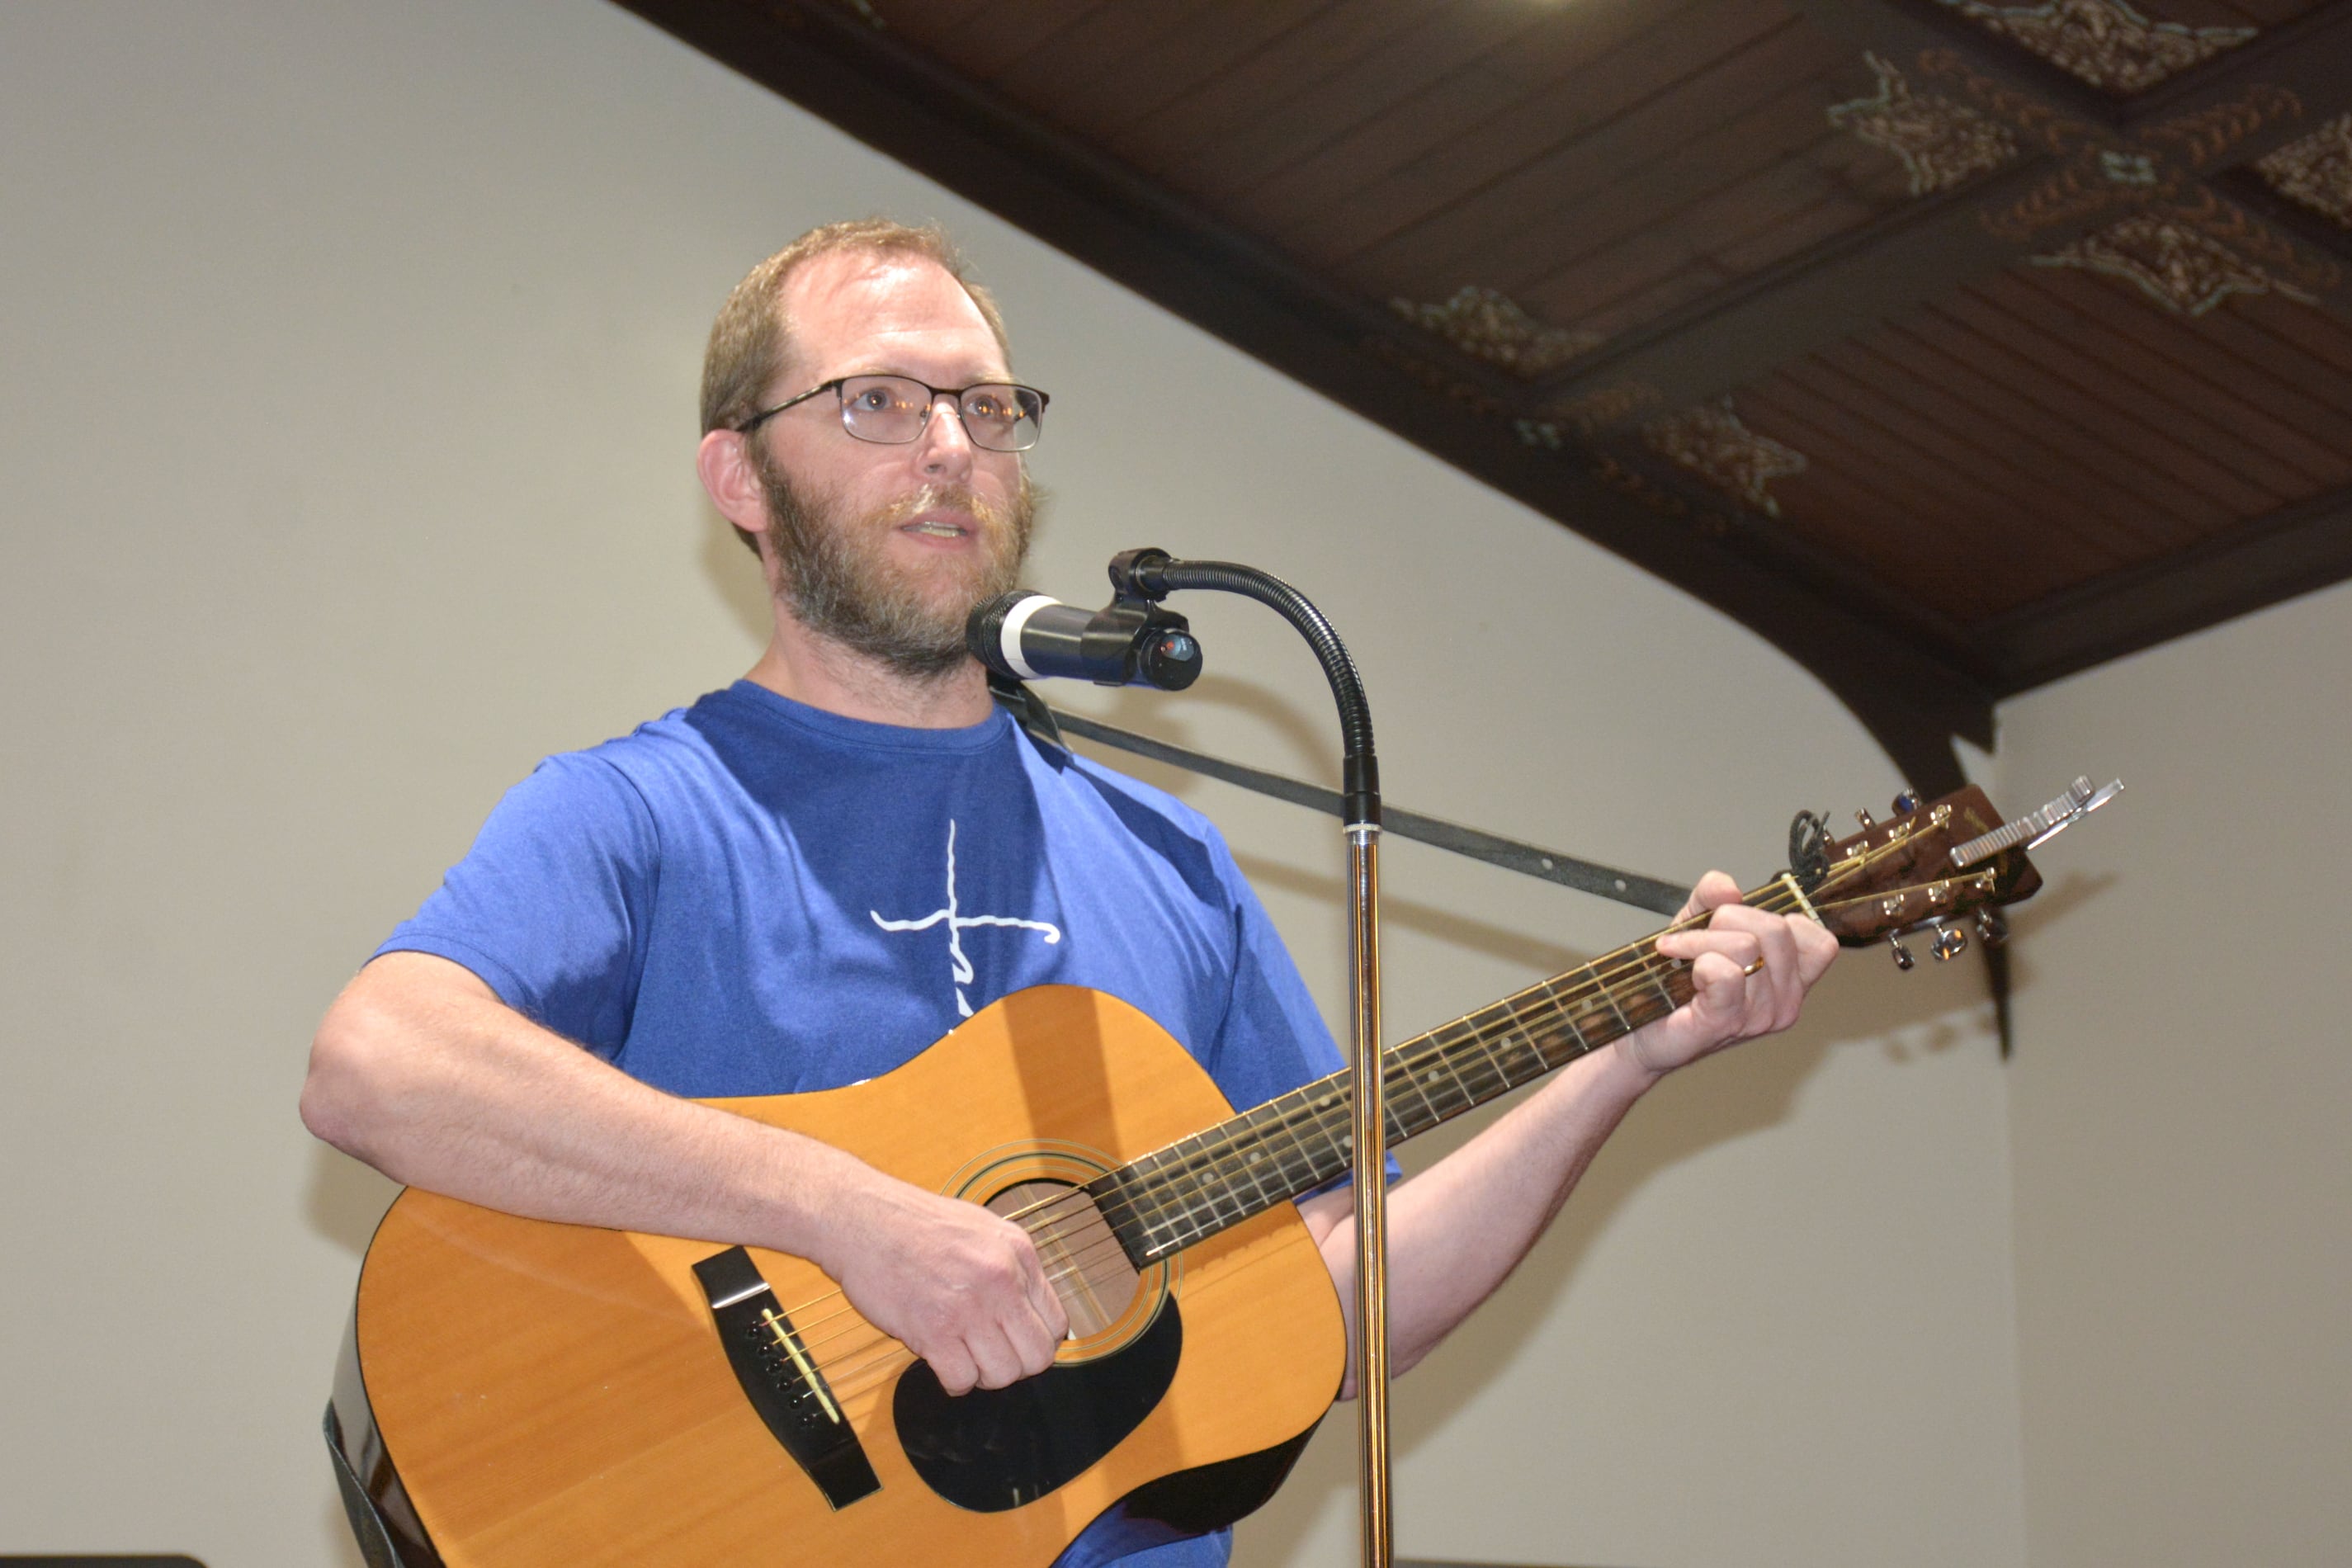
[621,0,2352,787]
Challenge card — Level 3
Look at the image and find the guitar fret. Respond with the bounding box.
[1131,1149,1178,1257]
[1268,1093,1324,1196]
[1467,1020,1520,1089]
[1375,1047,1441,1154]
[1425,1036,1481,1116]
[1509,1027,1551,1079]
[1230,1113,1282,1211]
[1147,1144,1203,1252]
[1648,962,1681,1015]
[1177,1140,1222,1231]
[1207,1131,1256,1226]
[1304,1090,1350,1185]
[1392,1046,1447,1136]
[1447,1028,1509,1103]
[1244,1132,1287,1206]
[1504,992,1547,1067]
[1557,1005,1592,1058]
[1174,1132,1235,1235]
[1521,1030,1555,1083]
[1598,983,1633,1035]
[1531,975,1592,1064]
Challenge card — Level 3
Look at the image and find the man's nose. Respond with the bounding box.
[917,391,977,479]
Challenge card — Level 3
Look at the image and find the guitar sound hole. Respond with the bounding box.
[986,1179,1138,1341]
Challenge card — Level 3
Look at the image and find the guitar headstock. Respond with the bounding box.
[1791,777,2121,968]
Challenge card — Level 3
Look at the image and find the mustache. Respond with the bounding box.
[873,483,1014,532]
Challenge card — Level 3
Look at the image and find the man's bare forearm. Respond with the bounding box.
[299,950,1069,1392]
[1301,1041,1653,1394]
[300,950,868,1262]
[1302,874,1840,1393]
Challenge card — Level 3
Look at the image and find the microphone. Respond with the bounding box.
[967,590,1203,690]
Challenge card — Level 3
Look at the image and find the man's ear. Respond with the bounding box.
[697,427,767,536]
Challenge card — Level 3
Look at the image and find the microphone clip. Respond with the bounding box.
[1107,546,1177,603]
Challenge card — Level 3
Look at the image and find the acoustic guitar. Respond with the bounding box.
[328,779,2113,1566]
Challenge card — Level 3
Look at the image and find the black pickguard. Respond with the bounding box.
[893,1295,1183,1512]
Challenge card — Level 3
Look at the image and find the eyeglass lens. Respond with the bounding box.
[839,375,1043,452]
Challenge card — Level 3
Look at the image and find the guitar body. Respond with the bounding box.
[339,985,1348,1567]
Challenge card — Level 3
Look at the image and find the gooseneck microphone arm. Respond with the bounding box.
[1109,549,1379,829]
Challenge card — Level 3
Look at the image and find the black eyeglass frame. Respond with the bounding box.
[735,375,1051,451]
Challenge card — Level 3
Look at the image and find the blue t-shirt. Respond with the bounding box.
[381,680,1346,1567]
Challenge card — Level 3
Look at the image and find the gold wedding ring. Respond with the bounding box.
[1742,956,1767,977]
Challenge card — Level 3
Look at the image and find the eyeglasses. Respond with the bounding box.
[738,374,1050,452]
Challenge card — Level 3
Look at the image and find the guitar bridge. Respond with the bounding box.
[693,1246,881,1510]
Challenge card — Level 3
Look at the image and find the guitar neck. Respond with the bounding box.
[1088,887,1770,1267]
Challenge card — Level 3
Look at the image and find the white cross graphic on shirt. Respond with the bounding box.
[870,819,1062,1018]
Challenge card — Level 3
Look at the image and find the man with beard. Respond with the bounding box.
[302,220,1836,1567]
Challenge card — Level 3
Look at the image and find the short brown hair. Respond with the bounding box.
[699,218,1013,438]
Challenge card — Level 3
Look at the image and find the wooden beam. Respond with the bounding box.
[611,0,1996,763]
[1528,152,2083,426]
[1974,481,2352,692]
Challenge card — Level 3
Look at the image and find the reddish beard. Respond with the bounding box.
[752,448,1038,678]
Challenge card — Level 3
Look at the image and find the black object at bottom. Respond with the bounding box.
[895,1294,1183,1511]
[325,1403,410,1568]
[1120,1415,1325,1535]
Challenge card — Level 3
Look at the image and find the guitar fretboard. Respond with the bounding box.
[1086,926,1707,1265]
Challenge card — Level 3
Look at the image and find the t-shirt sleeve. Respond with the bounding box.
[375,751,657,1057]
[1205,858,1344,1105]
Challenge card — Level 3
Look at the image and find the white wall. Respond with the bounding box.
[2,5,2024,1566]
[1994,580,2352,1566]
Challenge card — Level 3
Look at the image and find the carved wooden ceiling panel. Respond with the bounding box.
[621,0,2352,788]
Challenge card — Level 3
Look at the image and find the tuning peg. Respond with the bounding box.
[1855,807,1877,829]
[1931,923,1968,961]
[1975,909,2008,948]
[1887,933,1915,971]
[1892,788,1919,815]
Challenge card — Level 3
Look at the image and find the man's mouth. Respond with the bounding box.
[903,519,968,539]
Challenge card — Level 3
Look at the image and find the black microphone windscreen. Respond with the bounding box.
[966,590,1052,678]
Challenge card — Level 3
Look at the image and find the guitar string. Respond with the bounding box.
[769,895,1781,1391]
[777,876,1818,1388]
[781,924,1758,1408]
[772,877,1825,1387]
[801,864,1926,1407]
[765,916,1726,1375]
[765,831,1944,1400]
[777,876,1924,1410]
[950,826,1926,1273]
[1014,834,1939,1293]
[1062,879,1804,1240]
[1077,871,1837,1259]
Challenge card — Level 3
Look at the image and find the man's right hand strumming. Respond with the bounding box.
[812,1163,1070,1396]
